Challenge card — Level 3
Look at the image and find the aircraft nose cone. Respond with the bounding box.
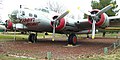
[11,14,17,20]
[9,10,19,20]
[9,10,19,23]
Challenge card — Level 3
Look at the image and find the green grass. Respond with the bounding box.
[0,32,120,60]
[0,32,49,42]
[0,33,28,42]
[77,48,120,60]
[0,54,36,60]
[78,32,119,38]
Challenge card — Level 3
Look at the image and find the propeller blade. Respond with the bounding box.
[96,4,113,16]
[77,6,91,16]
[56,10,70,20]
[52,21,56,41]
[92,20,96,39]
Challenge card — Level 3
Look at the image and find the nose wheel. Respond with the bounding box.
[28,33,37,43]
[68,33,77,45]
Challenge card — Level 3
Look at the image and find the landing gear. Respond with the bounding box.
[87,34,89,38]
[28,33,37,43]
[21,32,27,34]
[68,33,77,45]
[45,32,49,35]
[103,32,106,37]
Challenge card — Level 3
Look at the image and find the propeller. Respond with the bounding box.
[78,4,113,39]
[91,4,113,39]
[52,10,70,41]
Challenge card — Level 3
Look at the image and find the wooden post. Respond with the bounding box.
[104,47,108,55]
[47,52,52,60]
[119,40,120,46]
[113,43,116,49]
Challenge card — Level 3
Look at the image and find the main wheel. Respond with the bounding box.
[68,33,77,45]
[28,33,37,43]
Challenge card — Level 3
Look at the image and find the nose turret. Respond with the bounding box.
[9,10,19,23]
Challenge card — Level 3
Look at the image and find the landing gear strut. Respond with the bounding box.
[87,34,89,38]
[68,33,77,45]
[103,32,106,37]
[28,32,37,43]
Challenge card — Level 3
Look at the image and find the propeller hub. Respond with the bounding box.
[51,18,65,30]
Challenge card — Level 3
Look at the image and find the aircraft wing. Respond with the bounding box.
[108,16,120,20]
[108,16,120,27]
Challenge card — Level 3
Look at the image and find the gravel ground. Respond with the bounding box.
[0,37,119,59]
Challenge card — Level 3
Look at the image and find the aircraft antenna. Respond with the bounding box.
[20,5,22,8]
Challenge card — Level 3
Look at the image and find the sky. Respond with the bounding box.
[1,0,120,21]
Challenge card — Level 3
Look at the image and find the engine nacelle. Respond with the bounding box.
[5,20,13,29]
[88,9,109,28]
[50,15,66,30]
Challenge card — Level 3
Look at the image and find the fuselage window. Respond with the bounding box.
[22,11,25,16]
[41,9,49,13]
[29,13,33,17]
[34,14,37,18]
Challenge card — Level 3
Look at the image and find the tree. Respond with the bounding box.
[83,14,88,19]
[46,0,80,19]
[91,0,119,16]
[46,0,66,13]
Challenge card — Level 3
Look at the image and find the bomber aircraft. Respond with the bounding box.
[7,4,119,45]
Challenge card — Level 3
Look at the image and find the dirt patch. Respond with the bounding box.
[0,37,119,59]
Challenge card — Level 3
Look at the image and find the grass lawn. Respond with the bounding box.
[0,32,51,41]
[0,54,36,60]
[0,32,120,60]
[77,47,120,60]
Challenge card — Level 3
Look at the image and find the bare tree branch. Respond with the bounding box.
[46,0,65,13]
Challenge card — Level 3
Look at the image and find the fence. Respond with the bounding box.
[45,39,120,60]
[104,39,120,54]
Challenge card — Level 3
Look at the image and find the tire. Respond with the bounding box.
[68,34,77,45]
[28,34,37,43]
